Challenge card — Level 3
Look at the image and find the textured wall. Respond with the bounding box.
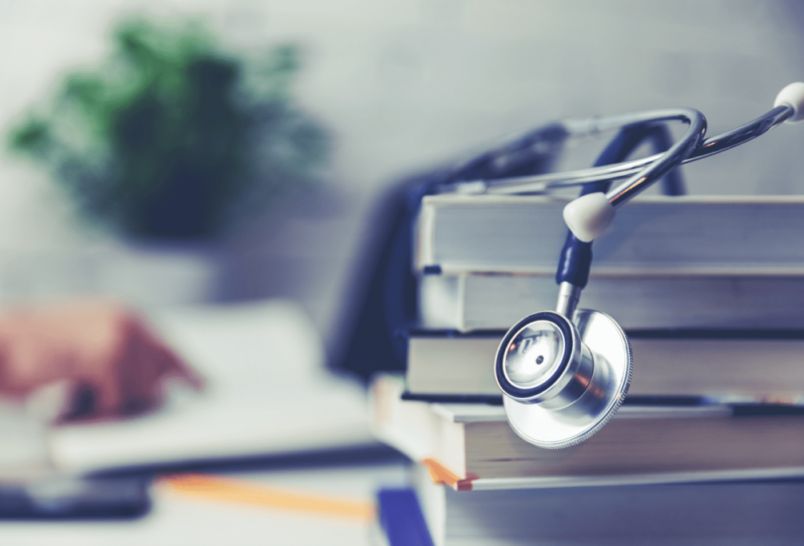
[1,0,803,349]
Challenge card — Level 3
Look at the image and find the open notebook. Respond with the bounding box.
[17,300,376,475]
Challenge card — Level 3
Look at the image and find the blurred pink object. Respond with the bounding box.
[0,301,202,421]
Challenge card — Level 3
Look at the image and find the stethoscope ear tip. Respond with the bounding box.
[563,192,616,242]
[774,82,804,123]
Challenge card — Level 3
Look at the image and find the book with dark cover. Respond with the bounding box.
[377,488,435,546]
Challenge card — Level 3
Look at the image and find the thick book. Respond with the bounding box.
[370,375,804,491]
[411,463,804,546]
[405,329,804,402]
[416,195,804,275]
[418,272,804,331]
[415,195,804,331]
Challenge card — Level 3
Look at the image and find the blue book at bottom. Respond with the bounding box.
[377,488,435,546]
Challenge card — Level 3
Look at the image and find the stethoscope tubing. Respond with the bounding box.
[453,104,793,196]
[604,108,705,208]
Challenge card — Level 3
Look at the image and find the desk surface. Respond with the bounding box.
[0,458,409,546]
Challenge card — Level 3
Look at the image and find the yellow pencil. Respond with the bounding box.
[159,473,376,522]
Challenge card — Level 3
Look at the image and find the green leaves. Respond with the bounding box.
[7,17,328,240]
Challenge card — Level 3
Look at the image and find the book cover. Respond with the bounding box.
[377,488,435,546]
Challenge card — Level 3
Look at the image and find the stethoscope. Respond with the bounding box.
[452,82,804,449]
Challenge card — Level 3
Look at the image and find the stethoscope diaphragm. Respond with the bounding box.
[495,309,632,449]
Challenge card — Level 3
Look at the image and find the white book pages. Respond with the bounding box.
[411,463,804,546]
[416,195,804,275]
[371,374,804,491]
[420,273,804,331]
[406,331,804,401]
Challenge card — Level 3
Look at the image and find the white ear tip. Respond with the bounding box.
[774,82,804,123]
[563,193,616,243]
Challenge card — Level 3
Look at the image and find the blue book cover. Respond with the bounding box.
[376,488,434,546]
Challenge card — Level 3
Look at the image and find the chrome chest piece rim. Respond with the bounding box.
[495,309,632,449]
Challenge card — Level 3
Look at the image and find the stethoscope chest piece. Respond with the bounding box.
[495,309,632,449]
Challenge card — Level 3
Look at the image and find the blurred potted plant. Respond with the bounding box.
[8,17,328,241]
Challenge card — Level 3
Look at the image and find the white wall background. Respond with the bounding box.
[1,0,804,347]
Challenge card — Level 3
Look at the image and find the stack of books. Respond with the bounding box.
[415,194,804,332]
[371,375,804,545]
[371,194,804,544]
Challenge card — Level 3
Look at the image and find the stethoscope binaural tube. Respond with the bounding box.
[454,83,804,198]
[480,106,787,194]
[563,84,804,243]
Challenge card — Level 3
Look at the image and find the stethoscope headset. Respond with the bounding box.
[431,83,804,449]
